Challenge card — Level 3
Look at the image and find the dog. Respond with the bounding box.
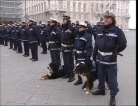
[39,62,66,80]
[74,60,98,95]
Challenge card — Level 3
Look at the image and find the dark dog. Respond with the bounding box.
[74,60,98,94]
[39,62,66,80]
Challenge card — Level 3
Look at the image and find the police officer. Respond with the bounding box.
[11,24,17,51]
[28,19,39,61]
[2,24,7,46]
[85,21,93,36]
[48,18,61,66]
[92,10,127,106]
[1,24,5,45]
[15,24,22,53]
[74,22,92,86]
[21,21,29,57]
[7,24,13,49]
[4,25,9,46]
[61,13,77,82]
[40,22,48,54]
[0,25,2,45]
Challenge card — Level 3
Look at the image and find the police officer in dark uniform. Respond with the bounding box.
[2,25,7,46]
[7,24,13,49]
[61,13,77,82]
[21,21,29,57]
[48,18,61,66]
[11,24,17,51]
[74,22,93,86]
[15,24,22,53]
[4,25,10,46]
[92,10,127,106]
[40,22,48,54]
[0,24,5,45]
[28,19,39,61]
[0,25,3,45]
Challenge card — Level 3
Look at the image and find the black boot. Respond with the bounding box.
[62,74,69,79]
[68,76,75,82]
[92,90,105,95]
[74,80,82,85]
[110,96,116,106]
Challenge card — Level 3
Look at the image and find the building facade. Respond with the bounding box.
[0,0,22,24]
[22,0,130,30]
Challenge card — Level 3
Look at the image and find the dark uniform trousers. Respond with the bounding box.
[41,42,47,53]
[63,52,74,77]
[13,39,17,50]
[0,36,4,45]
[30,42,38,60]
[98,63,119,96]
[9,38,13,48]
[50,50,60,66]
[4,36,8,46]
[17,40,22,52]
[23,41,29,56]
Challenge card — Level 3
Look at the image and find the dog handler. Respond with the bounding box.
[74,22,93,87]
[92,10,127,106]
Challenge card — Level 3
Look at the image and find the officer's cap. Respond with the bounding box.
[63,13,70,19]
[78,22,87,28]
[50,18,57,22]
[41,22,45,25]
[12,24,16,27]
[104,10,115,18]
[28,18,34,22]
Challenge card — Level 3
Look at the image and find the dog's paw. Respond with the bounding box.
[86,91,90,95]
[83,88,87,91]
[39,77,42,79]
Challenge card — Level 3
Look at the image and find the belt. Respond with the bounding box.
[76,50,86,54]
[98,50,113,56]
[49,41,59,43]
[61,43,73,47]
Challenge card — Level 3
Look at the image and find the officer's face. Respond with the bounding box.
[63,18,68,24]
[28,21,33,25]
[50,21,55,26]
[104,16,113,25]
[78,26,85,32]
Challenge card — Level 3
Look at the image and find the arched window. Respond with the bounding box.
[44,2,46,10]
[83,3,86,12]
[91,3,94,12]
[73,2,76,11]
[59,0,63,9]
[67,1,70,11]
[96,3,98,12]
[78,3,81,12]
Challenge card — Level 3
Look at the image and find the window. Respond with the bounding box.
[59,0,63,9]
[79,14,81,19]
[96,3,98,12]
[78,3,81,12]
[41,3,43,11]
[73,2,76,11]
[44,2,46,10]
[83,3,86,12]
[91,3,94,12]
[67,1,70,11]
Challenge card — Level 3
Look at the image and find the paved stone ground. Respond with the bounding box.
[0,30,136,106]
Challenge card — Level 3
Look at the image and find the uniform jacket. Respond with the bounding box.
[61,21,78,52]
[21,26,29,41]
[40,27,48,42]
[48,25,61,50]
[28,24,39,43]
[74,30,92,61]
[15,27,22,40]
[93,24,127,65]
